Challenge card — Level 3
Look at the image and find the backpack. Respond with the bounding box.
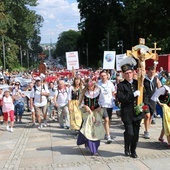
[56,87,68,100]
[33,84,46,93]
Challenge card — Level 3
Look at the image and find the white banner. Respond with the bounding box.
[14,77,32,86]
[116,53,126,71]
[103,51,116,69]
[66,51,79,70]
[22,91,32,99]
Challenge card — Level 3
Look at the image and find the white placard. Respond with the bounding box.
[116,53,126,71]
[103,51,116,69]
[66,51,79,70]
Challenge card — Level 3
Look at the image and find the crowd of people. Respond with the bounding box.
[0,64,169,157]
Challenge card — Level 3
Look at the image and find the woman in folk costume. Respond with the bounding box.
[151,80,170,147]
[68,77,83,130]
[77,78,105,156]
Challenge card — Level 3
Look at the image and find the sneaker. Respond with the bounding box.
[106,136,112,144]
[144,131,150,139]
[151,120,156,124]
[32,123,36,127]
[10,128,13,133]
[38,124,43,130]
[43,123,47,127]
[104,134,114,140]
[43,122,49,127]
[6,126,9,131]
[65,126,70,129]
[0,120,3,125]
[18,121,22,124]
[60,124,64,128]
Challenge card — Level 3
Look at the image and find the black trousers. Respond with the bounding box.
[123,120,141,153]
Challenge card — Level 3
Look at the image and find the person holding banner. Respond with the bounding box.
[68,77,83,131]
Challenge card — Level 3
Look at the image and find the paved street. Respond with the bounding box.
[0,112,170,170]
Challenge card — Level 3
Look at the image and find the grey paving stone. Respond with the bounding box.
[0,112,169,170]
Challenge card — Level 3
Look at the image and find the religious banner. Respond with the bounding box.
[103,51,116,69]
[116,53,126,71]
[66,51,79,70]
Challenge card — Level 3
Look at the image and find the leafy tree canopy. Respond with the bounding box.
[77,0,170,66]
[0,0,43,70]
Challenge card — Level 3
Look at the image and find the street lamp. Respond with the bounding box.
[2,36,6,71]
[107,32,110,51]
[20,45,23,67]
[117,40,124,54]
[26,49,29,70]
[20,46,28,67]
[86,43,88,67]
[83,43,89,67]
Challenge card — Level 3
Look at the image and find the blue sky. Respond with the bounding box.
[31,0,80,44]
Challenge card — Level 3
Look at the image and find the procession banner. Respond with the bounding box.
[103,51,116,69]
[66,51,79,70]
[116,53,126,71]
[14,77,32,86]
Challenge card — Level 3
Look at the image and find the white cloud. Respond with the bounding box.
[31,0,80,43]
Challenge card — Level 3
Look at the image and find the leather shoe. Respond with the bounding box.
[125,150,130,156]
[131,153,138,158]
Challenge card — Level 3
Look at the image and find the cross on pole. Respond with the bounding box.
[150,42,161,54]
[38,53,46,61]
[126,38,159,105]
[150,42,161,60]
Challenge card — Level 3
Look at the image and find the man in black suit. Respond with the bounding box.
[117,64,143,158]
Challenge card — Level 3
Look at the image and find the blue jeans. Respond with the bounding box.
[14,100,24,117]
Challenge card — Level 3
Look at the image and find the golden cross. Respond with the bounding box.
[126,38,159,105]
[38,53,46,61]
[150,42,161,55]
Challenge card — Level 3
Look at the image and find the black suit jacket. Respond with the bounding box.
[117,79,143,122]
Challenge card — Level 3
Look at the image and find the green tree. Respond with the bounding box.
[0,0,43,70]
[77,0,170,67]
[55,30,81,65]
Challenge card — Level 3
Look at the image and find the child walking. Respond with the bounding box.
[2,90,14,132]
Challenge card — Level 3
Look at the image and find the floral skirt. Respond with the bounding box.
[69,100,82,130]
[162,104,170,136]
[77,108,105,155]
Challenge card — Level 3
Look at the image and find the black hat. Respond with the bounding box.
[121,64,133,73]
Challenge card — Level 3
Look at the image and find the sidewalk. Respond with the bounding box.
[0,112,170,170]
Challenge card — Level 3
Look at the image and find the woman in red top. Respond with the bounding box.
[2,90,14,132]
